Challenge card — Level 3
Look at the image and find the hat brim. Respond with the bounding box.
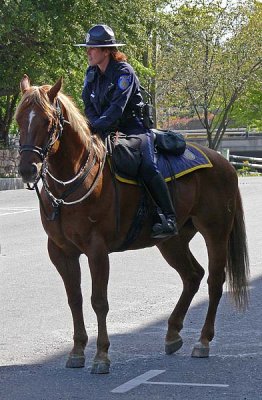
[74,43,125,47]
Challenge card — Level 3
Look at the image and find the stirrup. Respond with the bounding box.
[151,213,178,239]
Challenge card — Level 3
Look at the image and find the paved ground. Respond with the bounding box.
[0,177,261,400]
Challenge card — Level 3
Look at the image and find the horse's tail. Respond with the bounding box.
[226,188,250,310]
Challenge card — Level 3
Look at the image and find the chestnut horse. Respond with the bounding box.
[16,75,249,374]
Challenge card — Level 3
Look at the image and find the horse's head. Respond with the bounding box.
[16,75,64,183]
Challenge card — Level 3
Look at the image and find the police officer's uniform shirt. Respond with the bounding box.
[82,58,144,135]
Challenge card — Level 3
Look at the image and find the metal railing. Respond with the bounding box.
[230,154,262,170]
[178,128,262,139]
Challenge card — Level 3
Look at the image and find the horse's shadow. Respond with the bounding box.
[1,275,261,400]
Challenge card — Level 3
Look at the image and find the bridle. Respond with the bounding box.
[19,99,65,163]
[19,98,107,221]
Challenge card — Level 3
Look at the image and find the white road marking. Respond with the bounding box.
[145,381,229,388]
[0,207,38,217]
[111,370,165,393]
[0,207,36,210]
[111,370,229,393]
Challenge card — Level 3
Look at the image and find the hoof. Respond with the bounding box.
[165,337,183,355]
[91,360,110,374]
[191,342,209,358]
[66,355,85,368]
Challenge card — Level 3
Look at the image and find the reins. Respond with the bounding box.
[41,146,106,206]
[33,148,106,221]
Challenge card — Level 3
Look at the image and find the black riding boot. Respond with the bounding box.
[146,173,178,238]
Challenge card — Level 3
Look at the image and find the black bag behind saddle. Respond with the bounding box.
[152,129,186,156]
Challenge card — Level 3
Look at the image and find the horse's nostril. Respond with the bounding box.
[31,163,38,175]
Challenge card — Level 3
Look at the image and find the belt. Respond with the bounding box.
[124,109,138,119]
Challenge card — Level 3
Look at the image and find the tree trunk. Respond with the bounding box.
[0,93,19,145]
[151,30,157,127]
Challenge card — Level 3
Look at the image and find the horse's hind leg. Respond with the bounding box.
[48,239,88,368]
[191,234,227,358]
[157,225,205,355]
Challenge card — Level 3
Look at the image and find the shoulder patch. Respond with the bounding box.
[118,75,131,90]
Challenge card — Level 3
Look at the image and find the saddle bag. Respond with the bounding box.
[109,133,142,177]
[152,129,186,156]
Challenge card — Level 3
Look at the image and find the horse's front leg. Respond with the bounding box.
[87,239,110,374]
[48,239,88,368]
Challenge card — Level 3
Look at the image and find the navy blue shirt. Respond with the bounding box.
[82,58,146,136]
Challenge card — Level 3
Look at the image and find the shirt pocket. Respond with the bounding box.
[90,92,100,113]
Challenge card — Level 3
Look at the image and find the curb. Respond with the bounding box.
[0,178,25,191]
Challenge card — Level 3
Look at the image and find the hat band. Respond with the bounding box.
[86,39,116,45]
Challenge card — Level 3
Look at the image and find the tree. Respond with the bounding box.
[0,0,169,143]
[230,74,262,131]
[0,0,94,143]
[158,0,262,149]
[1,0,261,148]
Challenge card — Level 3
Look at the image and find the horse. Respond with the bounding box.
[15,75,249,374]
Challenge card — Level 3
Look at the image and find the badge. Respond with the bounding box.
[183,149,196,160]
[118,75,131,90]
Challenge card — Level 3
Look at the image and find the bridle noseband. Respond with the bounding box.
[19,99,65,162]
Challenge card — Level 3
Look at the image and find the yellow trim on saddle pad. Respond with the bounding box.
[114,143,213,185]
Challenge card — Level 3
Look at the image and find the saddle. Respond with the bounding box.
[107,130,187,179]
[107,130,212,183]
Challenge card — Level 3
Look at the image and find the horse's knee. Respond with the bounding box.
[185,271,204,294]
[68,294,83,310]
[207,272,225,293]
[91,296,109,315]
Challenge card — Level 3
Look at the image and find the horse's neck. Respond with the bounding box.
[48,124,89,180]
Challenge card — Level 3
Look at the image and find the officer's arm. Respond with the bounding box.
[91,73,135,134]
[82,84,100,127]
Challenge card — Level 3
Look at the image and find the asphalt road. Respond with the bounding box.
[0,177,261,400]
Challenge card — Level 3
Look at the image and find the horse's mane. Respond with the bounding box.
[15,85,105,161]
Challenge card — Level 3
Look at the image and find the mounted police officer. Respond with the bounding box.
[75,24,178,238]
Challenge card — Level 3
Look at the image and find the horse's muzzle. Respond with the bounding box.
[18,161,42,183]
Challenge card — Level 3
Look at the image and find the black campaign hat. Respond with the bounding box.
[74,24,125,47]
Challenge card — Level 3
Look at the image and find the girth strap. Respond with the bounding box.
[116,191,148,251]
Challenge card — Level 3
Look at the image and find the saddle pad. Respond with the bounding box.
[115,143,212,185]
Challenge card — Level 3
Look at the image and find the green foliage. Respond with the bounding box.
[231,73,262,130]
[1,1,80,90]
[0,0,94,140]
[0,1,167,118]
[236,163,262,177]
[0,0,261,147]
[158,0,262,148]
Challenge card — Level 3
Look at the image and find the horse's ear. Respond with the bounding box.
[48,77,63,103]
[20,74,31,94]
